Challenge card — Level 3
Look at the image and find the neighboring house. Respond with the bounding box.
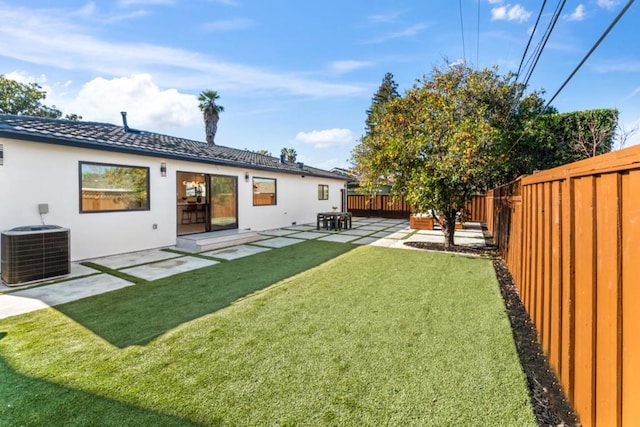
[0,114,348,261]
[330,167,393,195]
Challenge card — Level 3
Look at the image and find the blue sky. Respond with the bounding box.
[1,0,638,170]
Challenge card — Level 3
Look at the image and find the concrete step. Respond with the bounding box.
[176,229,262,253]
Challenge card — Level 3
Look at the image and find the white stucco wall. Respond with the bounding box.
[0,137,346,261]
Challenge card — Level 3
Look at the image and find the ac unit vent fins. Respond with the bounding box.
[1,226,70,286]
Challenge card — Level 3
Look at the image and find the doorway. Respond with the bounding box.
[209,175,238,231]
[176,172,238,235]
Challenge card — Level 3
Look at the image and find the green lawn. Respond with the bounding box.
[0,241,536,426]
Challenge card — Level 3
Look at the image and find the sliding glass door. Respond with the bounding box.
[209,175,238,231]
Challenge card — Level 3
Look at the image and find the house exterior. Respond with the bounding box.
[0,114,348,261]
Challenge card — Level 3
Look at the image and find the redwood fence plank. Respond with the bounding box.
[621,170,640,425]
[549,180,562,375]
[594,173,622,427]
[486,145,640,426]
[572,175,597,427]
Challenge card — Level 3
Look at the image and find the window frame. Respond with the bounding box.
[79,161,150,213]
[318,184,329,200]
[252,176,277,206]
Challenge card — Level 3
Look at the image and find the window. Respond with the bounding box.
[318,184,329,200]
[253,177,276,206]
[80,161,150,213]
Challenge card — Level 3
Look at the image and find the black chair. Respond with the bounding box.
[182,203,197,224]
[195,204,206,223]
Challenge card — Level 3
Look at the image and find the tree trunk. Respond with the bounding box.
[204,112,219,145]
[442,209,457,248]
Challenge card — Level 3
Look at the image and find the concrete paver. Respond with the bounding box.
[259,229,299,237]
[87,249,180,270]
[286,231,329,240]
[0,274,134,319]
[122,256,218,281]
[339,228,375,236]
[252,237,304,248]
[0,219,487,320]
[318,234,361,243]
[202,244,271,260]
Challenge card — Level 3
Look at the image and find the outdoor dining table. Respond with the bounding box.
[317,211,352,231]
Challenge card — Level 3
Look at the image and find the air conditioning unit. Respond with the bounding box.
[1,225,70,286]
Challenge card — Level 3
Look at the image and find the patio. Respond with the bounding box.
[0,217,486,320]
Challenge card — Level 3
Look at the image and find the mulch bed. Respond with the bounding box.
[404,236,580,426]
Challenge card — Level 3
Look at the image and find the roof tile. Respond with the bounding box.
[0,114,346,180]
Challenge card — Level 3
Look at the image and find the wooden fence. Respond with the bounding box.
[347,194,487,221]
[486,144,640,427]
[347,194,412,218]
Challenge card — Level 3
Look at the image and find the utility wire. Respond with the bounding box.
[508,0,635,153]
[477,0,481,65]
[542,0,635,111]
[508,0,556,117]
[514,0,548,82]
[459,0,466,63]
[520,0,566,89]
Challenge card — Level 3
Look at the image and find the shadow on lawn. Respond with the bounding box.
[0,356,197,426]
[54,241,355,348]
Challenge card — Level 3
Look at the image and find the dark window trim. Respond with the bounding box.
[318,184,329,200]
[252,176,277,206]
[79,161,150,213]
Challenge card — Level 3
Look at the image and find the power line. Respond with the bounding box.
[542,0,635,111]
[476,0,481,65]
[520,0,566,89]
[459,0,466,62]
[508,0,635,153]
[514,0,548,82]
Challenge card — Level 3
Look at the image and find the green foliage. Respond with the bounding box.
[353,72,401,193]
[352,63,524,245]
[365,72,400,134]
[197,89,224,115]
[280,147,297,162]
[198,89,224,145]
[0,75,81,120]
[250,149,272,156]
[507,108,618,177]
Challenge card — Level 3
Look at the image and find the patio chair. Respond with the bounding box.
[182,203,197,224]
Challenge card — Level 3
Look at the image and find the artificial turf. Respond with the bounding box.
[0,240,535,426]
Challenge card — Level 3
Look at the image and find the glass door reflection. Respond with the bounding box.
[209,175,238,231]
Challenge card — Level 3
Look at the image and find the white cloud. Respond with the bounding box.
[329,60,374,74]
[0,4,366,98]
[202,18,252,31]
[491,4,532,23]
[67,74,200,129]
[368,11,402,24]
[566,4,586,21]
[597,0,619,10]
[4,71,47,85]
[593,60,640,73]
[212,0,241,6]
[364,23,430,44]
[487,0,503,4]
[118,0,174,6]
[295,128,355,149]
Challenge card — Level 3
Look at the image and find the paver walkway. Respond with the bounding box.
[0,217,486,320]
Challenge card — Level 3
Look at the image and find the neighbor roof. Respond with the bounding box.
[0,114,347,180]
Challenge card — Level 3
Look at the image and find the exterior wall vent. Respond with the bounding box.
[0,143,3,165]
[1,225,70,286]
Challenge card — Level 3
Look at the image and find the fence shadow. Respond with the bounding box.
[0,354,195,425]
[54,241,356,348]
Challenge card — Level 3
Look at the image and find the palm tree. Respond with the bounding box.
[198,90,224,145]
[281,147,297,162]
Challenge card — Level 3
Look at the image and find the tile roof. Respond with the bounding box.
[0,114,347,180]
